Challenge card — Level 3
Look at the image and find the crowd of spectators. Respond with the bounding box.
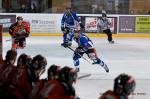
[19,3,37,13]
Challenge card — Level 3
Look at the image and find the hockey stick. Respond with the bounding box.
[67,46,93,65]
[5,36,26,42]
[78,73,91,79]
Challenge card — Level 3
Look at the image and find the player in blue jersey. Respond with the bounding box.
[72,30,109,73]
[61,6,84,47]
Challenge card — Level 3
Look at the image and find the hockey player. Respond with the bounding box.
[30,54,47,82]
[28,64,61,99]
[47,64,61,80]
[8,54,47,99]
[97,11,115,43]
[38,66,79,99]
[99,73,136,99]
[7,53,32,99]
[0,50,17,98]
[73,30,109,72]
[61,6,83,47]
[9,16,30,50]
[0,49,17,73]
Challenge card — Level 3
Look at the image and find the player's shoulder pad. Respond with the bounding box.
[104,90,114,94]
[63,12,68,16]
[80,35,88,42]
[102,90,119,98]
[10,22,17,29]
[22,21,30,26]
[71,11,77,15]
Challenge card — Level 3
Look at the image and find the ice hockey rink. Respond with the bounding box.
[3,36,150,99]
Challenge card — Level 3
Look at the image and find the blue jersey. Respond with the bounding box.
[61,12,79,28]
[74,34,94,51]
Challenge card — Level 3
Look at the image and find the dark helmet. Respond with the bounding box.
[48,64,60,80]
[31,54,47,70]
[17,16,23,20]
[17,53,32,68]
[66,5,72,14]
[5,49,17,63]
[114,73,136,97]
[102,13,107,17]
[58,66,77,83]
[17,53,28,66]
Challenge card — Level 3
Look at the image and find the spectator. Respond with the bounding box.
[27,3,37,13]
[19,4,27,13]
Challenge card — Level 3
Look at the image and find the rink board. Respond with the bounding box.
[3,33,150,38]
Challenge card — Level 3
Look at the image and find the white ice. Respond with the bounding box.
[3,36,150,99]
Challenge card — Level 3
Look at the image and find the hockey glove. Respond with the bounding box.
[61,42,71,48]
[61,27,65,31]
[13,36,17,39]
[23,33,29,37]
[75,47,82,53]
[12,36,20,41]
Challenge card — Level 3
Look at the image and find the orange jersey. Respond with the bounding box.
[99,90,120,99]
[38,79,74,99]
[9,21,30,37]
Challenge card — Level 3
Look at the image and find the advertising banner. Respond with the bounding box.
[119,16,135,33]
[85,17,98,33]
[84,16,117,33]
[136,16,150,33]
[0,15,16,32]
[16,14,62,33]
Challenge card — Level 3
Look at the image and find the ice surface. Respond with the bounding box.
[3,36,150,99]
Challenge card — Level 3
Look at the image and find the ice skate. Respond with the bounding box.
[109,40,115,44]
[75,67,80,72]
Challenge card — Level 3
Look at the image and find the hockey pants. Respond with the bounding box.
[103,29,113,42]
[73,48,104,67]
[12,38,26,49]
